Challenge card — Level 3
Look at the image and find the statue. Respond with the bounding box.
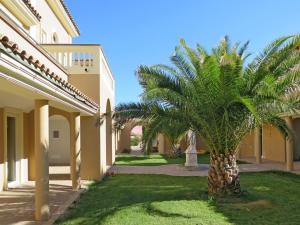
[185,130,198,168]
[188,130,196,147]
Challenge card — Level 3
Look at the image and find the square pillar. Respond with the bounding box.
[0,109,4,192]
[70,112,81,190]
[254,127,262,164]
[34,100,50,221]
[285,117,294,171]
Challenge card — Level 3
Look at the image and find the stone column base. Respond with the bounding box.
[185,152,198,168]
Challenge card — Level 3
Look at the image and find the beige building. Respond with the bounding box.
[117,121,298,171]
[155,122,297,171]
[0,0,115,221]
[238,119,297,171]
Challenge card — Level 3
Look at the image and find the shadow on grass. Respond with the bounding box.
[56,171,300,225]
[144,202,192,219]
[210,171,300,225]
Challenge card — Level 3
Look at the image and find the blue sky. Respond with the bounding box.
[65,0,299,104]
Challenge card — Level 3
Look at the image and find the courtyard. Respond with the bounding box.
[2,158,300,224]
[1,1,300,224]
[56,172,300,225]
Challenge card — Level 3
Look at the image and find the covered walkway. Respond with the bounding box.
[0,167,90,225]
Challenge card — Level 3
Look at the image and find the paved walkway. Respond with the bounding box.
[110,159,300,176]
[0,166,91,225]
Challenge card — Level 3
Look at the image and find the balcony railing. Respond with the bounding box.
[41,44,101,75]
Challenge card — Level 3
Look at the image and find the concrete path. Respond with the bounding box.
[110,161,300,176]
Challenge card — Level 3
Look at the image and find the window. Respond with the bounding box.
[52,32,58,44]
[41,30,47,44]
[53,130,60,139]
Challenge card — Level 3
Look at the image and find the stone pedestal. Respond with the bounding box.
[185,151,198,167]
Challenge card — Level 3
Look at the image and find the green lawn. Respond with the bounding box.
[115,153,248,166]
[57,172,300,225]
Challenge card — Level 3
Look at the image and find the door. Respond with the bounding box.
[7,117,16,183]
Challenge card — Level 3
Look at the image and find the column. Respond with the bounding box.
[34,100,50,221]
[0,109,4,192]
[285,117,294,171]
[254,127,262,164]
[70,112,81,190]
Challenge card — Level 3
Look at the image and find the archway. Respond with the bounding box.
[49,115,70,166]
[130,125,143,154]
[106,99,113,166]
[116,120,139,153]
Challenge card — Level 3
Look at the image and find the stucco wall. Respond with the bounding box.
[69,74,100,104]
[81,116,101,180]
[238,132,255,157]
[117,121,142,153]
[196,136,208,152]
[157,134,165,154]
[117,125,132,153]
[49,115,70,165]
[0,16,69,81]
[0,1,72,44]
[100,65,115,170]
[156,134,173,155]
[35,0,72,44]
[262,124,286,162]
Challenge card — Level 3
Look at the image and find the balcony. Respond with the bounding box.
[41,44,101,75]
[0,9,69,81]
[42,44,115,91]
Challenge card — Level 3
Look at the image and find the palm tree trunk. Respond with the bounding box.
[208,153,241,196]
[169,144,181,158]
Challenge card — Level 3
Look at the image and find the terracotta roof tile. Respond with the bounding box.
[59,0,80,35]
[0,36,98,110]
[22,0,42,21]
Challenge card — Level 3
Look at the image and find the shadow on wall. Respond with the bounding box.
[49,115,70,166]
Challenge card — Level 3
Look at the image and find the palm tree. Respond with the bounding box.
[145,118,188,157]
[115,103,189,155]
[115,35,300,196]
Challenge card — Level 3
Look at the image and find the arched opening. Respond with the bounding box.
[49,115,70,166]
[106,99,113,166]
[130,125,143,154]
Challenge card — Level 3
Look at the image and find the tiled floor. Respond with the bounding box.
[0,167,88,225]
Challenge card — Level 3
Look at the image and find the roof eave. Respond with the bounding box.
[46,0,80,37]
